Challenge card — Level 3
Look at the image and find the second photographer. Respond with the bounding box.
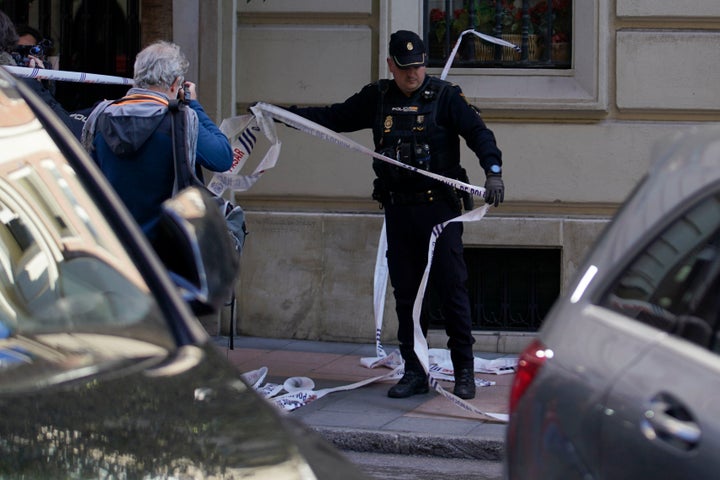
[0,10,76,132]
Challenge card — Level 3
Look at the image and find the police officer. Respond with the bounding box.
[288,30,504,400]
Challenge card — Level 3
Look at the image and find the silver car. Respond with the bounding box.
[0,67,370,479]
[505,125,720,479]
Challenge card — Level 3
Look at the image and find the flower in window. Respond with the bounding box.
[429,7,474,43]
[429,8,447,43]
[530,0,571,44]
[451,8,471,36]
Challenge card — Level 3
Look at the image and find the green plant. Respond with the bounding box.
[476,1,497,34]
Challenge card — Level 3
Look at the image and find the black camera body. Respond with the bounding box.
[12,39,52,66]
[182,83,191,103]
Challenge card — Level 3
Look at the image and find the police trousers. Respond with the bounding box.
[383,198,475,372]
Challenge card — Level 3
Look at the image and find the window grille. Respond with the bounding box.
[427,247,561,332]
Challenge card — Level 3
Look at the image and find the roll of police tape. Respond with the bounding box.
[283,376,315,392]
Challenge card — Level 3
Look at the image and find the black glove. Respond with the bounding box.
[484,174,505,207]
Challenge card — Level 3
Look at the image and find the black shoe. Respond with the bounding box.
[388,369,429,398]
[453,367,476,399]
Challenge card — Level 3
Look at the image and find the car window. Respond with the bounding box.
[0,133,174,350]
[599,193,720,351]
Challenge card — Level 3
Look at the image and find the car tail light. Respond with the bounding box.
[509,339,552,414]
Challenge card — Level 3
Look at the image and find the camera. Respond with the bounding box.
[182,83,191,103]
[12,38,53,66]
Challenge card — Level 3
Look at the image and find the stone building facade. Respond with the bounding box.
[169,0,720,353]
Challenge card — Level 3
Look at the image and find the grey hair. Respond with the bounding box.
[133,41,189,89]
[0,10,19,53]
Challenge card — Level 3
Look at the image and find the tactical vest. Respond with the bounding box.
[372,77,461,193]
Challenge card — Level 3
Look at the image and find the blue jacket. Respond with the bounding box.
[87,88,232,239]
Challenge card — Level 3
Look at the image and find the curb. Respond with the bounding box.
[312,426,505,461]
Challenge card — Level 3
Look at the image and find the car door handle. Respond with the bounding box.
[641,398,701,449]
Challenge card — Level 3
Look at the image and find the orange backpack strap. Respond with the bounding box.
[111,93,169,107]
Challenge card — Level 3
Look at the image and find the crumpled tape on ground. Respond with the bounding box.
[430,376,509,422]
[240,366,267,389]
[361,350,511,422]
[242,365,402,413]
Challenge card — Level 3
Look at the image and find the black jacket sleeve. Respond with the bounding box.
[439,84,502,175]
[22,78,80,134]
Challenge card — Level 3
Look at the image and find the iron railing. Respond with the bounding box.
[426,248,561,332]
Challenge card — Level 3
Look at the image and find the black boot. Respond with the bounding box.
[388,369,429,398]
[453,367,476,399]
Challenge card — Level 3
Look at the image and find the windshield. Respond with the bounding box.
[0,77,175,385]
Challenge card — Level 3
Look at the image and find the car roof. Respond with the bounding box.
[586,125,720,270]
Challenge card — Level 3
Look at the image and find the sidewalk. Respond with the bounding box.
[211,335,515,461]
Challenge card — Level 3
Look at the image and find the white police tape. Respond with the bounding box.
[242,353,510,421]
[377,202,513,422]
[252,103,487,199]
[211,101,487,203]
[239,363,403,413]
[440,29,520,81]
[208,114,267,195]
[4,65,133,85]
[373,220,390,360]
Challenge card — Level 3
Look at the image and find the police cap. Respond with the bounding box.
[389,30,426,69]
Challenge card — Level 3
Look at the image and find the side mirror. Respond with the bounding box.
[154,187,240,313]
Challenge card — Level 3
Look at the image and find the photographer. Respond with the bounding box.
[81,41,233,243]
[15,24,55,93]
[0,10,75,131]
